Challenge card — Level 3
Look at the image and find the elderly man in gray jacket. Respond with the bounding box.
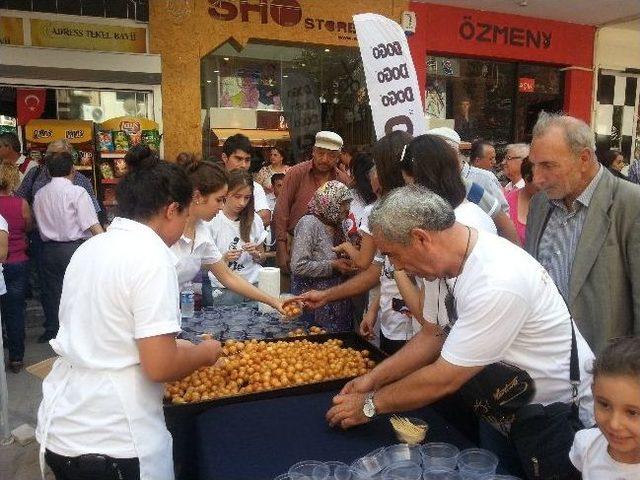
[525,112,640,353]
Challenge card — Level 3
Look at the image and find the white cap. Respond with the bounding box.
[427,127,461,148]
[314,131,343,151]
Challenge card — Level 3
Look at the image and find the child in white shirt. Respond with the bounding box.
[569,336,640,479]
[207,169,267,305]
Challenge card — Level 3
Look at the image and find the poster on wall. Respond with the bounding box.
[280,71,321,160]
[220,63,282,110]
[354,13,426,140]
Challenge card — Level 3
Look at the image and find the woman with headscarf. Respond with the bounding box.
[290,180,355,331]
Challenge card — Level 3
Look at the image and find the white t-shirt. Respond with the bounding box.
[570,428,640,479]
[0,214,7,295]
[377,256,421,341]
[253,181,269,213]
[358,202,376,237]
[344,191,368,241]
[171,220,223,289]
[37,217,181,458]
[438,232,595,426]
[421,202,496,326]
[207,211,267,287]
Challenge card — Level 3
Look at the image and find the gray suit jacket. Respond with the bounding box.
[525,169,640,353]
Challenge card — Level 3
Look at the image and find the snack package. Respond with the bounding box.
[129,130,142,147]
[113,157,128,177]
[113,131,130,152]
[98,131,114,152]
[100,162,114,179]
[141,130,161,150]
[79,151,93,166]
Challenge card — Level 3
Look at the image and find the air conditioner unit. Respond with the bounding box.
[82,105,105,123]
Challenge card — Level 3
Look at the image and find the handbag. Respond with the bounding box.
[509,320,583,480]
[458,361,536,436]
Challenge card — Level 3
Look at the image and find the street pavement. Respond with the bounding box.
[0,300,55,480]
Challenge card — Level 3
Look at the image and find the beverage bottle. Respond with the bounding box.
[180,282,195,319]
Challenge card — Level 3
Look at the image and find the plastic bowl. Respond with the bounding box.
[350,448,389,476]
[422,468,461,480]
[381,461,422,480]
[384,444,423,466]
[456,449,499,480]
[289,461,331,480]
[324,461,352,480]
[421,442,459,470]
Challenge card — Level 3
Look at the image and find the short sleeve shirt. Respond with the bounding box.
[570,428,640,479]
[439,232,595,426]
[39,217,181,457]
[171,220,223,287]
[253,181,270,213]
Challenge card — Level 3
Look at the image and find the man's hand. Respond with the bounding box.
[326,392,370,429]
[332,242,357,260]
[276,242,290,273]
[340,373,376,395]
[223,249,242,263]
[299,290,329,309]
[332,258,359,275]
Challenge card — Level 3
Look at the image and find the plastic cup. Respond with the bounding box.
[350,448,389,477]
[382,461,422,480]
[384,444,423,466]
[422,469,461,480]
[289,461,331,480]
[325,461,352,480]
[421,442,460,470]
[456,449,499,480]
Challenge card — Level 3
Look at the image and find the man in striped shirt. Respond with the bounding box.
[525,113,640,353]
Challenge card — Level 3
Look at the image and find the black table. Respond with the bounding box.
[195,389,475,480]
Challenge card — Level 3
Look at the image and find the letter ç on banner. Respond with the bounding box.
[353,13,426,140]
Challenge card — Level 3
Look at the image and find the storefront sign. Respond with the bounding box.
[0,16,24,45]
[207,0,357,42]
[25,120,94,145]
[518,77,536,93]
[354,13,426,140]
[30,19,147,53]
[458,16,552,49]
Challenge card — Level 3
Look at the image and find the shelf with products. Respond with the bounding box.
[99,151,128,159]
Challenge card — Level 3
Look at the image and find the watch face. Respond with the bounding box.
[363,400,376,418]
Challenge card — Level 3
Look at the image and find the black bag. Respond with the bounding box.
[458,361,536,436]
[509,321,583,480]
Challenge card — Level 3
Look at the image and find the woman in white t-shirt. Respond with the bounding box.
[570,337,640,479]
[172,157,283,312]
[205,169,271,306]
[36,150,222,480]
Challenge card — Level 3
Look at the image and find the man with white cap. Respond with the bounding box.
[273,131,351,272]
[428,127,520,245]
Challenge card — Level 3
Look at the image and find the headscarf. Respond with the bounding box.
[307,180,352,228]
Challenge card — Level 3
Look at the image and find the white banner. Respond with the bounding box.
[354,13,427,140]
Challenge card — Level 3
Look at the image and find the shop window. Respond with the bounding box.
[57,89,153,123]
[426,56,516,145]
[201,40,372,161]
[425,56,564,146]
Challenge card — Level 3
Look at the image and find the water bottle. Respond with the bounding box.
[180,282,195,319]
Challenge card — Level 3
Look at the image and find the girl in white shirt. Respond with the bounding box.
[36,149,222,480]
[204,169,269,305]
[570,336,640,479]
[173,157,283,312]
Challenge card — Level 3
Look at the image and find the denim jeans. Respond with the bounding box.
[29,232,58,334]
[1,260,29,361]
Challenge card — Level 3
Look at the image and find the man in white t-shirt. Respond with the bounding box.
[326,184,595,473]
[221,134,271,227]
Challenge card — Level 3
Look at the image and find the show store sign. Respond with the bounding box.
[354,13,426,140]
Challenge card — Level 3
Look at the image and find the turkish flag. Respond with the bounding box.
[17,88,46,125]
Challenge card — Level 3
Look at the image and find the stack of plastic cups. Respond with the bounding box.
[456,449,498,480]
[421,442,460,479]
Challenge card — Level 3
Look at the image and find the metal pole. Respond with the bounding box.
[0,309,11,442]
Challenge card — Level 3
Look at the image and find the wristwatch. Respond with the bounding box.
[362,391,377,418]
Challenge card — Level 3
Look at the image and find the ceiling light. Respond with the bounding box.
[206,80,212,83]
[324,48,330,52]
[223,57,230,61]
[301,63,306,67]
[213,70,220,73]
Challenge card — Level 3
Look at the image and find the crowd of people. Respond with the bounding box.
[0,109,638,479]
